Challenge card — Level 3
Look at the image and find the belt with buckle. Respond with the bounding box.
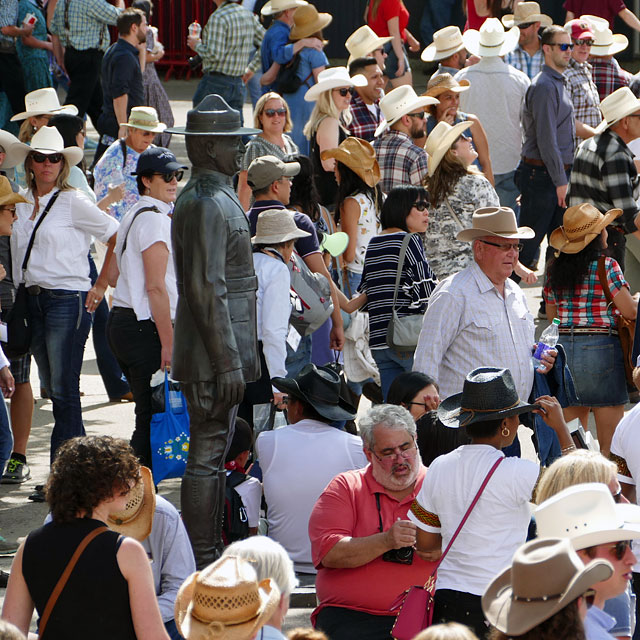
[558,326,618,336]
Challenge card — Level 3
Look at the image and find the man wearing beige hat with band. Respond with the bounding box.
[345,25,391,73]
[421,26,467,79]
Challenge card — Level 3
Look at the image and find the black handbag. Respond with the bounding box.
[275,54,313,95]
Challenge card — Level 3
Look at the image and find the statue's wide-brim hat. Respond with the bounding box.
[166,94,261,136]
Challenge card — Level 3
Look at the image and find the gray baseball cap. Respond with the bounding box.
[247,155,300,191]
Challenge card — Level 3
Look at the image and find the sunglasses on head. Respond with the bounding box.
[413,201,429,211]
[153,171,183,183]
[31,152,63,164]
[335,87,355,97]
[573,38,594,46]
[549,42,574,51]
[263,108,287,117]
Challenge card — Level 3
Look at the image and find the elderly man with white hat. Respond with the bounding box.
[372,85,438,193]
[421,26,467,78]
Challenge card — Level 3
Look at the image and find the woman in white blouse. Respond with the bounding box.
[106,147,186,469]
[11,126,119,462]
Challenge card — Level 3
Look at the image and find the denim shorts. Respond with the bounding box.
[558,333,628,407]
[383,41,411,79]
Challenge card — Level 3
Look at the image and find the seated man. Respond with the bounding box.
[308,404,436,640]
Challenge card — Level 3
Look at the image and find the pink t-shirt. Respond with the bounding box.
[367,0,410,41]
[563,0,626,28]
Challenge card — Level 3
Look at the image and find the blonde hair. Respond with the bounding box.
[535,449,617,504]
[413,622,479,640]
[287,629,328,640]
[253,92,293,133]
[19,115,51,143]
[303,89,352,140]
[25,153,73,193]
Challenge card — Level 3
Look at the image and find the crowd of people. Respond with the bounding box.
[2,0,640,638]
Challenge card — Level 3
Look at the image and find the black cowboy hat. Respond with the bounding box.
[272,364,357,422]
[438,367,538,429]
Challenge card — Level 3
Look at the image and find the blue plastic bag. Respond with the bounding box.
[150,371,190,484]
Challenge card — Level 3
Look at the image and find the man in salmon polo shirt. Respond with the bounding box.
[308,404,436,640]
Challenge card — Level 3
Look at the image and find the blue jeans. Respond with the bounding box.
[494,170,520,219]
[28,289,92,463]
[164,619,181,640]
[285,334,312,379]
[193,72,244,118]
[0,398,12,473]
[372,347,414,401]
[245,47,262,108]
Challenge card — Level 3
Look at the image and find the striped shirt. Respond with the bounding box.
[372,130,428,194]
[50,0,120,52]
[358,232,436,349]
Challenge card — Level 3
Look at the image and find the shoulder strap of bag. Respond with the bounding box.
[119,138,127,169]
[22,190,61,273]
[390,232,414,312]
[597,256,614,306]
[39,526,109,638]
[121,205,160,255]
[444,197,463,230]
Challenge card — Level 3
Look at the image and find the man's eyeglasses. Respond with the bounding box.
[31,152,63,164]
[479,239,523,252]
[573,38,594,46]
[548,42,574,51]
[413,201,428,211]
[264,108,287,117]
[0,207,16,215]
[335,87,355,97]
[407,111,426,119]
[370,440,417,463]
[153,171,184,183]
[608,540,633,561]
[517,22,536,29]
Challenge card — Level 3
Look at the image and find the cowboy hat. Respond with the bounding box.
[289,4,332,41]
[549,203,621,254]
[120,106,167,133]
[0,176,28,207]
[424,73,470,99]
[175,556,280,640]
[346,25,392,64]
[165,94,261,137]
[252,208,311,245]
[589,22,628,56]
[304,67,367,102]
[11,126,84,167]
[261,0,306,16]
[375,86,439,137]
[425,120,473,176]
[320,137,380,188]
[107,466,156,542]
[10,87,78,122]
[579,14,609,29]
[456,206,534,242]
[272,363,357,421]
[594,86,640,133]
[438,367,538,429]
[421,26,466,62]
[482,538,613,636]
[535,483,640,550]
[463,17,520,58]
[0,130,25,169]
[501,1,552,28]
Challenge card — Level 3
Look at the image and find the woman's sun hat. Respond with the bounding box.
[482,537,613,636]
[425,120,473,176]
[463,17,520,58]
[589,21,628,56]
[12,126,84,167]
[0,176,28,207]
[345,25,392,64]
[107,466,156,542]
[289,4,332,41]
[0,130,26,169]
[549,203,621,254]
[120,106,167,133]
[375,85,439,137]
[252,208,311,245]
[320,136,380,188]
[174,555,281,640]
[424,73,470,99]
[421,26,466,62]
[261,0,306,16]
[456,206,534,242]
[304,67,367,102]
[10,87,79,122]
[594,86,640,133]
[501,1,552,28]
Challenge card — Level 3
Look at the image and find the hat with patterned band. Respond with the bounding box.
[107,466,156,541]
[549,203,621,254]
[120,106,167,133]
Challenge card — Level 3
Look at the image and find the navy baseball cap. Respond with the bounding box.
[131,147,187,175]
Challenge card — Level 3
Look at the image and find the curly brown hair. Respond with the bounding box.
[45,436,141,524]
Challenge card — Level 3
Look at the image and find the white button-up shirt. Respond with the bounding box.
[413,262,535,401]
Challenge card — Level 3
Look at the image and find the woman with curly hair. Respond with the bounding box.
[1,436,169,640]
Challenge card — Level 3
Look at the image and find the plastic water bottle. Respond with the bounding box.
[188,20,201,38]
[532,318,560,371]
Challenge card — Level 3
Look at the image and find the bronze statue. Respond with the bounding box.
[166,95,261,568]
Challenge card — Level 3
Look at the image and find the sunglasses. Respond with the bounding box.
[263,108,287,117]
[608,540,633,561]
[573,38,594,46]
[335,87,355,97]
[407,111,426,119]
[517,22,536,29]
[153,171,184,183]
[31,152,63,164]
[413,201,429,211]
[0,207,16,215]
[612,488,624,503]
[549,42,574,51]
[582,589,596,609]
[480,239,523,252]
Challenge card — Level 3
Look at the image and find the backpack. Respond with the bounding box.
[222,470,250,546]
[275,54,313,95]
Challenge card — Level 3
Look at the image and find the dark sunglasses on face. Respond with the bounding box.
[31,152,63,164]
[549,42,574,51]
[573,38,594,46]
[407,111,426,119]
[335,87,355,97]
[609,540,633,560]
[413,201,428,211]
[264,108,287,117]
[517,22,535,29]
[153,171,183,183]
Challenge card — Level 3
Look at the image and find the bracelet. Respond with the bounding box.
[561,444,577,454]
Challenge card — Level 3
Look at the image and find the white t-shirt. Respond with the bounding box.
[256,419,368,573]
[112,195,177,321]
[232,473,262,529]
[408,444,539,595]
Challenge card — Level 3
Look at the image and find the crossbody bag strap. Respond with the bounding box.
[119,138,128,169]
[390,232,414,312]
[120,205,160,255]
[39,526,109,638]
[22,190,61,275]
[444,197,463,229]
[597,256,613,306]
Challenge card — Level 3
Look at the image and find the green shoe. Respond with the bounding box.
[1,457,30,484]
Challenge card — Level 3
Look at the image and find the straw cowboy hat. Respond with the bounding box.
[424,72,470,99]
[421,26,466,62]
[375,85,439,137]
[11,87,78,122]
[304,67,367,102]
[501,1,552,28]
[0,130,26,169]
[175,555,280,640]
[12,126,84,167]
[289,4,332,41]
[261,0,306,17]
[463,17,520,58]
[320,137,380,188]
[549,203,621,254]
[589,22,628,56]
[107,466,156,541]
[0,176,28,207]
[594,87,640,133]
[120,106,167,133]
[251,208,311,245]
[425,120,473,176]
[456,206,534,242]
[535,483,640,550]
[346,25,392,64]
[482,538,613,636]
[438,367,538,429]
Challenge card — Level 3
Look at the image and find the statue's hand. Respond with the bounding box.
[217,369,245,406]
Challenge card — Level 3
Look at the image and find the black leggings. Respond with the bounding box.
[433,589,489,639]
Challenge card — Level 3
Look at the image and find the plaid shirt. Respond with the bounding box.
[347,92,383,142]
[196,1,265,77]
[50,0,120,52]
[567,129,639,234]
[590,57,633,101]
[506,45,544,80]
[564,58,602,148]
[0,0,18,50]
[372,129,428,194]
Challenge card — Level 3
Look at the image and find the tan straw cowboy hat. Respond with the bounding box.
[375,85,439,137]
[289,4,332,41]
[175,555,280,640]
[346,25,392,64]
[252,208,311,245]
[549,203,621,254]
[120,106,167,133]
[304,67,367,102]
[456,206,534,242]
[321,137,380,188]
[421,26,465,62]
[595,87,640,133]
[0,176,28,207]
[501,1,552,28]
[12,126,84,167]
[424,72,469,99]
[463,17,519,58]
[11,87,78,122]
[425,120,473,176]
[107,466,156,542]
[261,0,306,16]
[483,537,613,636]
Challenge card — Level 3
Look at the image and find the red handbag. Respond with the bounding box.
[390,457,503,640]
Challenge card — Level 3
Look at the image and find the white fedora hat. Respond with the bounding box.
[261,0,306,16]
[12,126,84,167]
[595,86,640,133]
[425,120,473,176]
[304,67,367,102]
[589,22,628,56]
[10,87,78,122]
[375,85,439,137]
[421,26,465,62]
[501,1,552,28]
[0,130,26,169]
[535,483,640,550]
[463,17,519,58]
[346,25,392,64]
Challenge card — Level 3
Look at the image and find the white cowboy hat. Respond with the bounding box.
[304,67,367,102]
[501,1,552,28]
[456,206,535,242]
[261,0,306,16]
[535,483,640,550]
[0,130,25,169]
[10,87,78,122]
[346,25,392,64]
[375,85,439,137]
[463,17,520,58]
[11,126,84,167]
[595,86,640,133]
[580,14,610,29]
[589,22,628,56]
[120,106,167,133]
[421,25,465,62]
[425,120,473,176]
